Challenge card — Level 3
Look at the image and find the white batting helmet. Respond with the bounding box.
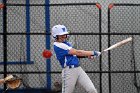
[52,25,69,39]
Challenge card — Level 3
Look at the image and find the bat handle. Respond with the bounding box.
[100,50,107,54]
[100,51,104,54]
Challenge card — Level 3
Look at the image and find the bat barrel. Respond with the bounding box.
[103,37,132,52]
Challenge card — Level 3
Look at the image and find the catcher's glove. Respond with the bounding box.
[4,75,22,89]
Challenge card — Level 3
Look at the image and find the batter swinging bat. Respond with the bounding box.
[102,37,132,52]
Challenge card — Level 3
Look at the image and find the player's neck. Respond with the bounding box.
[56,38,66,43]
[56,39,66,43]
[56,39,63,43]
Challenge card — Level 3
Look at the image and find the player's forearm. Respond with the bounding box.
[69,49,93,56]
[76,50,93,56]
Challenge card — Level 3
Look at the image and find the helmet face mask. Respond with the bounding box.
[52,25,69,40]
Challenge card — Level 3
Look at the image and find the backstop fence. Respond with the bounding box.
[0,2,102,93]
[108,3,140,93]
[0,2,140,93]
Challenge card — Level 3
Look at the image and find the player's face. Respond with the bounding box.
[58,34,67,42]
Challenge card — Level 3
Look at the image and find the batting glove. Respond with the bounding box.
[93,51,101,57]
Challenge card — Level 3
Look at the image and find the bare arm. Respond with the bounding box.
[69,48,93,56]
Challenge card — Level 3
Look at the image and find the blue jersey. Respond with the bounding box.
[53,41,79,68]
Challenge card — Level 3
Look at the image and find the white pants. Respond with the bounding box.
[62,66,97,93]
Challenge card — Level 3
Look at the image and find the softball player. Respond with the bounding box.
[52,25,101,93]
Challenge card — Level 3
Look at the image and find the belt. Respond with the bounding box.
[65,65,79,69]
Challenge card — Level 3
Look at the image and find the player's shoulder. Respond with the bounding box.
[54,42,72,50]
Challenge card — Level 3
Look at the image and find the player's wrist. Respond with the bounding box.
[93,51,97,56]
[93,51,101,57]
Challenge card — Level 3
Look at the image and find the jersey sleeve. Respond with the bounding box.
[54,42,72,56]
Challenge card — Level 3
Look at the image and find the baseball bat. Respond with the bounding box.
[78,37,132,58]
[102,37,132,52]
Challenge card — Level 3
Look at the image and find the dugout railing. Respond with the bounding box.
[0,2,102,93]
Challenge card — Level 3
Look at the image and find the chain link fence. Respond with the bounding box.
[108,4,140,93]
[0,0,140,93]
[0,2,4,82]
[0,2,101,93]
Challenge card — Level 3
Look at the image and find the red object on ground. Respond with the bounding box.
[42,49,52,58]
